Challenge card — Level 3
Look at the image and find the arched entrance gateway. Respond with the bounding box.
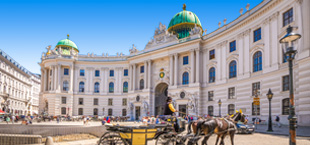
[155,83,168,116]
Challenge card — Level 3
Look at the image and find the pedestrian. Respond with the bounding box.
[275,115,281,127]
[155,115,160,124]
[11,115,15,124]
[6,116,10,124]
[83,117,86,125]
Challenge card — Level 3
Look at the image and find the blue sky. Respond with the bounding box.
[0,0,263,74]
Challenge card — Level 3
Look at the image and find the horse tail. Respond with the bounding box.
[187,121,192,134]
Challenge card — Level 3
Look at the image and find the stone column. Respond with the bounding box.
[169,55,174,86]
[195,48,200,83]
[148,60,151,89]
[301,0,310,52]
[129,65,132,91]
[133,64,136,91]
[190,49,195,83]
[57,65,61,91]
[104,68,109,93]
[144,61,147,89]
[174,54,178,86]
[51,66,54,91]
[119,67,123,93]
[69,65,74,92]
[115,68,119,93]
[44,69,47,91]
[100,67,105,94]
[54,66,58,91]
[221,41,227,80]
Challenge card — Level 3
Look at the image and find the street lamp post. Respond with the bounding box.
[218,99,222,117]
[280,25,301,145]
[266,88,274,132]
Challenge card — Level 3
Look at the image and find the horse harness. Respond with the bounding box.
[203,118,236,137]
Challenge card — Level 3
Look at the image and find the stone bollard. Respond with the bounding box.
[45,136,54,145]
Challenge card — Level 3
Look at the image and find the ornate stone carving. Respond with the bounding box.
[240,8,243,15]
[129,44,138,54]
[246,3,250,11]
[145,23,178,49]
[189,24,202,36]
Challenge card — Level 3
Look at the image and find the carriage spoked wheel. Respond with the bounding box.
[98,132,126,145]
[155,133,176,145]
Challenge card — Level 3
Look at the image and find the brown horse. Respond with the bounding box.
[188,112,247,145]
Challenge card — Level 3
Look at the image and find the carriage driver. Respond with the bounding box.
[164,97,178,116]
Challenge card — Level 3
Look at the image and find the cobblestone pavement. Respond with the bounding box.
[55,133,310,145]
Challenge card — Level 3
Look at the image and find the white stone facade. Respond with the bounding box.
[40,0,310,125]
[0,49,41,115]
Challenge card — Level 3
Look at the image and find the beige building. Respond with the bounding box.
[40,0,310,125]
[0,49,41,115]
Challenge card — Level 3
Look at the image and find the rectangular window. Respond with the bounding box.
[124,69,128,76]
[61,97,67,104]
[228,87,235,99]
[183,56,188,65]
[283,75,289,91]
[122,109,127,116]
[229,41,236,52]
[252,82,260,96]
[252,103,260,115]
[208,91,214,101]
[80,69,85,76]
[64,68,69,75]
[61,107,66,115]
[254,28,261,42]
[208,106,214,116]
[95,70,100,77]
[122,98,127,106]
[140,66,144,73]
[209,50,215,60]
[108,98,113,106]
[78,98,83,105]
[78,108,83,115]
[283,8,293,27]
[282,99,289,115]
[94,98,98,105]
[110,70,114,77]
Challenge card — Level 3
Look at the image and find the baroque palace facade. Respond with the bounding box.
[0,49,41,115]
[40,0,310,125]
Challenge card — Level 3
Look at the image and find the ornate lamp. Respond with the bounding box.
[266,89,273,132]
[279,25,301,145]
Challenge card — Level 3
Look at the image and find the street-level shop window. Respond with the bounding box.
[122,109,127,116]
[108,108,113,116]
[78,108,83,115]
[93,108,98,116]
[282,98,289,115]
[61,107,66,115]
[228,104,235,115]
[208,106,213,116]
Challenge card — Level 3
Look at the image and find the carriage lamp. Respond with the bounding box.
[266,89,273,132]
[279,25,301,145]
[218,99,222,117]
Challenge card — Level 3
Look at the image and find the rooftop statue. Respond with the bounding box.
[129,44,138,54]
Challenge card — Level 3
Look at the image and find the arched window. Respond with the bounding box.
[209,67,215,83]
[122,109,127,116]
[63,81,69,91]
[140,79,144,90]
[253,51,262,72]
[78,108,83,115]
[94,82,100,93]
[109,82,114,93]
[208,106,214,116]
[228,104,235,115]
[282,98,289,115]
[182,72,189,85]
[229,61,237,78]
[79,82,84,92]
[93,108,98,115]
[123,82,128,93]
[252,102,260,115]
[108,108,113,116]
[61,107,66,115]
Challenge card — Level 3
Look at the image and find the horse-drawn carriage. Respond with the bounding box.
[98,115,192,145]
[98,111,247,145]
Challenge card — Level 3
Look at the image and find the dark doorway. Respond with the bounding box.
[179,105,187,117]
[155,83,168,116]
[135,106,140,121]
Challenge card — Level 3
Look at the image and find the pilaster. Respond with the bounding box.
[190,49,195,84]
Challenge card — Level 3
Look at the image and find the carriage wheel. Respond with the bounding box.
[155,133,176,145]
[98,132,126,145]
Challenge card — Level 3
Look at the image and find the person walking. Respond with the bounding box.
[275,115,281,127]
[11,115,15,124]
[6,116,10,124]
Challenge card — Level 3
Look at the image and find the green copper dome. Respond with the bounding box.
[168,4,202,39]
[56,35,78,51]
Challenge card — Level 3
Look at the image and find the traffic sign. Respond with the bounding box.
[253,101,260,105]
[253,97,260,101]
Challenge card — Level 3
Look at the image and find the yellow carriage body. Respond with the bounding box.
[119,128,157,145]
